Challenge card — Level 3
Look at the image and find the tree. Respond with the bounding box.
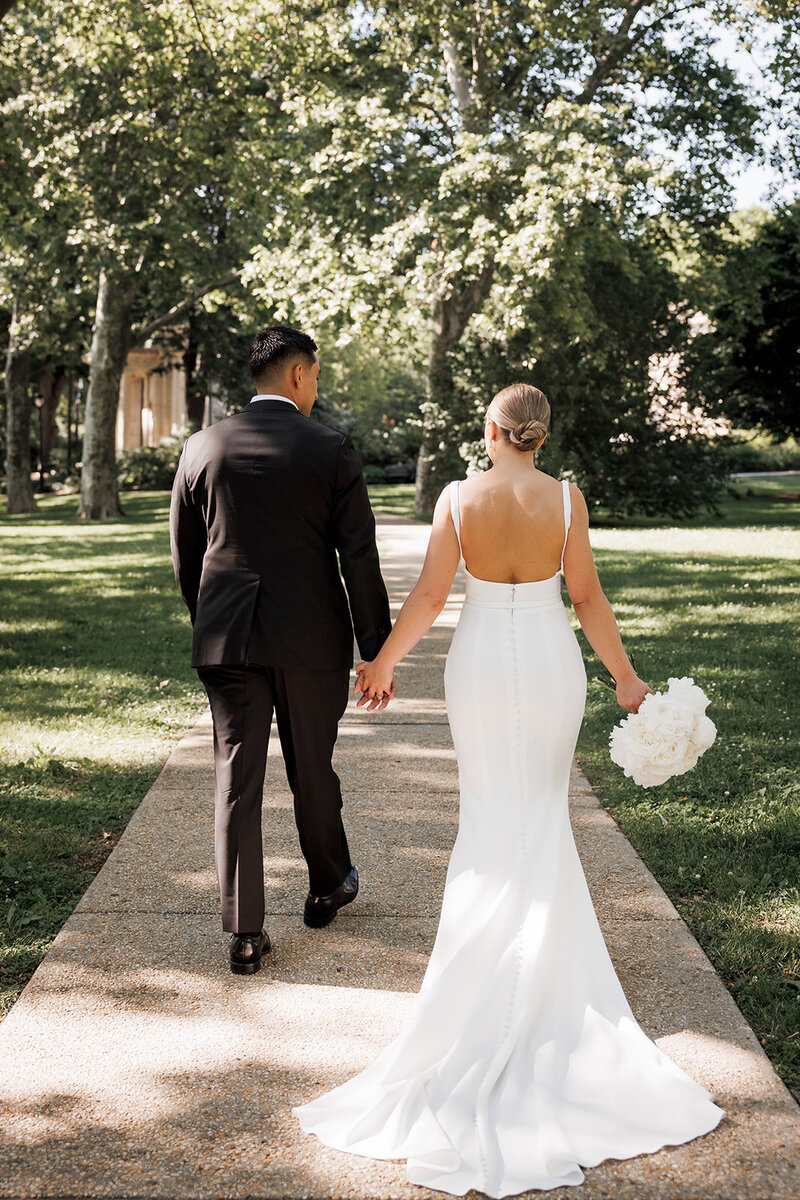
[3,0,287,518]
[688,202,800,440]
[310,334,424,469]
[447,212,731,517]
[0,64,91,513]
[1,51,39,512]
[148,285,260,433]
[247,0,791,512]
[3,299,36,511]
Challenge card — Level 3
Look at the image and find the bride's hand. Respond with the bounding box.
[354,660,396,711]
[616,674,653,714]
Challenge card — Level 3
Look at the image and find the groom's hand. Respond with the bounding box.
[354,669,396,711]
[371,676,396,712]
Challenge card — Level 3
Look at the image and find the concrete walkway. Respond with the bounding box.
[1,515,798,1200]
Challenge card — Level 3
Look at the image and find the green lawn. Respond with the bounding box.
[0,493,204,1013]
[628,471,800,530]
[575,518,800,1104]
[1,481,798,1107]
[366,481,422,519]
[372,473,800,528]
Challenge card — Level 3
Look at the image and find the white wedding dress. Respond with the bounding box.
[294,479,726,1197]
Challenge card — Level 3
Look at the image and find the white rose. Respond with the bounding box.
[607,677,716,788]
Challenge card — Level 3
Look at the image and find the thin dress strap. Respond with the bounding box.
[449,480,463,560]
[560,479,572,574]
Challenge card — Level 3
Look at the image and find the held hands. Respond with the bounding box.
[354,658,397,711]
[616,674,654,714]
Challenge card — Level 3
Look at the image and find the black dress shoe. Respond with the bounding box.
[303,866,359,928]
[229,928,271,975]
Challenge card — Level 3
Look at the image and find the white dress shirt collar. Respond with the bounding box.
[250,393,299,411]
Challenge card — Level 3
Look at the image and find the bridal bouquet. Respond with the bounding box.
[608,676,717,788]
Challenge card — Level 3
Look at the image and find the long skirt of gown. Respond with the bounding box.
[293,571,726,1197]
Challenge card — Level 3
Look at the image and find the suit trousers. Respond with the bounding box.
[197,664,352,934]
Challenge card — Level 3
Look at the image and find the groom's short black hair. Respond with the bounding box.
[249,325,318,383]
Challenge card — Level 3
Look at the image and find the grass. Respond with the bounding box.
[0,492,204,1016]
[366,482,422,519]
[599,472,800,530]
[1,479,798,1108]
[370,472,800,528]
[574,519,800,1104]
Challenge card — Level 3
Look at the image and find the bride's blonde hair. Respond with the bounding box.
[488,383,550,453]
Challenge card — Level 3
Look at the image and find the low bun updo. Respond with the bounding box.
[508,417,548,449]
[488,384,550,454]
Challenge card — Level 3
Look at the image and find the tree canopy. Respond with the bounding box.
[2,0,798,517]
[247,0,795,512]
[686,201,800,440]
[1,0,289,515]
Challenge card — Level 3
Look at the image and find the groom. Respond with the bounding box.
[170,325,393,976]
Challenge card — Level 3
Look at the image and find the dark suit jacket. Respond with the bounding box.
[169,398,392,670]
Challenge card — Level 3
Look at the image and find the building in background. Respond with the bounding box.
[115,348,185,451]
[115,345,224,450]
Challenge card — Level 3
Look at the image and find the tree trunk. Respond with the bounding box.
[414,28,495,516]
[77,269,134,520]
[415,259,495,515]
[415,331,458,515]
[38,361,65,476]
[66,370,74,470]
[3,297,37,514]
[183,309,206,433]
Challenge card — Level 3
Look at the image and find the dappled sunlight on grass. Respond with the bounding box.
[0,491,205,1016]
[590,525,800,558]
[572,517,800,1100]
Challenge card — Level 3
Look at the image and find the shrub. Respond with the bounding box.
[117,435,185,490]
[715,431,800,474]
[362,464,387,484]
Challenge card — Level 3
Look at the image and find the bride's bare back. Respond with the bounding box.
[353,390,651,718]
[456,470,567,584]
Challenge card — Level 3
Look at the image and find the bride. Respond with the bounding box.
[293,383,726,1197]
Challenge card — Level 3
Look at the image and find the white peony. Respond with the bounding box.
[608,676,717,788]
